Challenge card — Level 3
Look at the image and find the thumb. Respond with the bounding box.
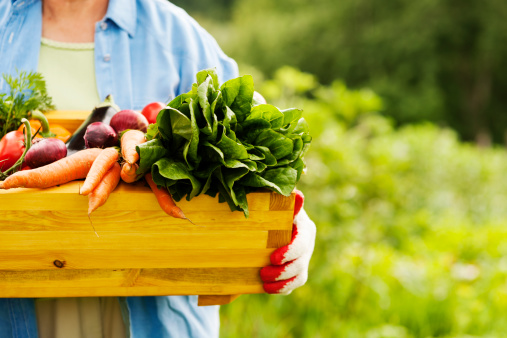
[293,189,304,218]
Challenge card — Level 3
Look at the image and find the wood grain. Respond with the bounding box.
[0,286,263,298]
[0,268,261,287]
[0,249,274,270]
[266,230,293,248]
[270,191,295,211]
[0,181,271,212]
[198,295,241,306]
[0,231,269,250]
[0,210,293,231]
[0,268,263,298]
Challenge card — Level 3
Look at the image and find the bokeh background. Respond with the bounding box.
[171,1,507,337]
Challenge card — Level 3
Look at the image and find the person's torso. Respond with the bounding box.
[0,0,238,337]
[0,0,237,110]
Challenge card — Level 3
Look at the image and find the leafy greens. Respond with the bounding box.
[137,69,311,217]
[0,71,55,138]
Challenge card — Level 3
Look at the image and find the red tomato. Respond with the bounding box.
[141,102,165,124]
[0,130,25,171]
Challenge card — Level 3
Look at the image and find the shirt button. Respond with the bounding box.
[100,22,108,30]
[103,54,111,62]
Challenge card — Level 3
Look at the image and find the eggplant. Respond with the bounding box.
[66,95,120,156]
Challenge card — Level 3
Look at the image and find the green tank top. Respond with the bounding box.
[37,37,101,111]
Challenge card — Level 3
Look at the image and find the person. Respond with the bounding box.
[0,0,317,337]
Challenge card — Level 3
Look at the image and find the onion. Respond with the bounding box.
[84,122,118,148]
[24,138,67,169]
[109,110,149,133]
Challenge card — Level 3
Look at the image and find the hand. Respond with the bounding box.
[260,190,316,294]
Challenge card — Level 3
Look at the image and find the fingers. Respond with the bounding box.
[270,224,297,265]
[270,209,316,265]
[293,189,304,218]
[268,189,305,265]
[262,197,315,295]
[263,271,308,295]
[260,257,306,282]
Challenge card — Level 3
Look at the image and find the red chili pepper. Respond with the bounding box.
[0,130,25,171]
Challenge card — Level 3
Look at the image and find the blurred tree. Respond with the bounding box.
[171,0,507,144]
[170,0,235,20]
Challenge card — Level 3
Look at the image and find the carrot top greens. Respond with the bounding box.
[0,71,55,138]
[137,68,311,217]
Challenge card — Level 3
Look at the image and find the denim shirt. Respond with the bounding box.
[0,0,239,337]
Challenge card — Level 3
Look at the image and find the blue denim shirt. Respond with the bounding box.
[0,0,239,337]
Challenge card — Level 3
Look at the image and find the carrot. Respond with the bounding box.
[88,162,121,215]
[0,148,102,189]
[121,130,146,164]
[145,173,186,219]
[120,162,140,183]
[80,147,119,195]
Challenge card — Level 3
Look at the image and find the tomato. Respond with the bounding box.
[141,102,165,124]
[0,130,25,171]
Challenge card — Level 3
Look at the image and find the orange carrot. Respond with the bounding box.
[120,162,140,183]
[145,173,186,219]
[121,130,146,164]
[80,147,119,195]
[88,162,121,215]
[0,148,102,189]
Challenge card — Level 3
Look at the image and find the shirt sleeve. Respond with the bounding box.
[173,10,239,95]
[0,2,11,28]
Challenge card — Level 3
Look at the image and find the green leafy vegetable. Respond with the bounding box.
[0,71,55,139]
[138,69,311,216]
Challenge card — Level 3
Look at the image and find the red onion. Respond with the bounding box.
[84,122,118,148]
[24,138,67,169]
[109,110,149,133]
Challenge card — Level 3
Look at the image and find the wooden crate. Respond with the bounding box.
[0,111,295,306]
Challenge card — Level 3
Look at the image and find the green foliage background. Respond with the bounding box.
[168,1,507,336]
[172,0,507,144]
[219,68,507,337]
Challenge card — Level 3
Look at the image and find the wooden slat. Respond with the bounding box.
[137,267,261,285]
[270,191,295,211]
[0,286,263,298]
[198,295,241,306]
[0,268,261,288]
[45,110,91,133]
[0,249,273,270]
[0,181,272,212]
[0,210,293,231]
[266,230,293,248]
[0,268,264,298]
[122,269,141,287]
[0,231,269,250]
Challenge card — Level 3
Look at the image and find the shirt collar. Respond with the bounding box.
[103,0,137,37]
[11,0,37,10]
[10,0,137,38]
